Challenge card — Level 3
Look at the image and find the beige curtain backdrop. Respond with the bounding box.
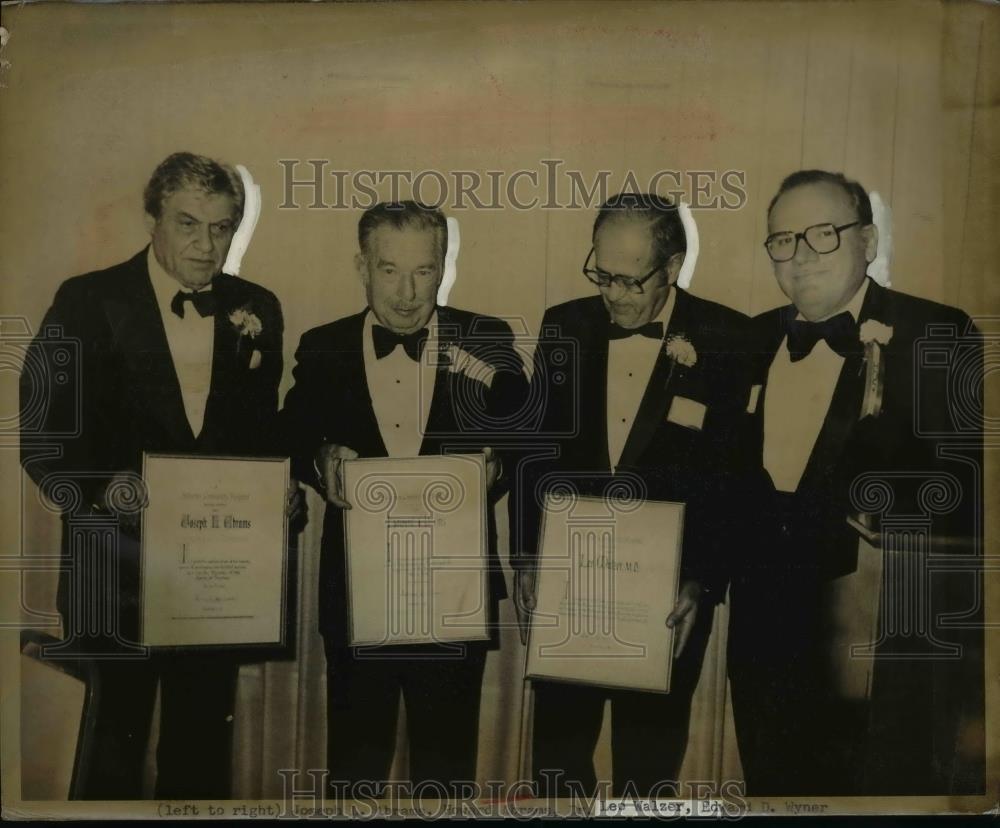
[4,0,996,800]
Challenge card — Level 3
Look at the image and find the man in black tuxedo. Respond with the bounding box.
[727,170,984,795]
[513,192,751,797]
[19,152,285,799]
[280,201,528,790]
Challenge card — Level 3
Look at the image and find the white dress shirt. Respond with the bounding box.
[606,288,677,471]
[363,310,438,458]
[147,247,215,438]
[763,281,869,493]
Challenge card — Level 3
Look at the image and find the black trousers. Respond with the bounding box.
[532,603,714,798]
[323,639,487,791]
[78,652,238,800]
[727,568,869,796]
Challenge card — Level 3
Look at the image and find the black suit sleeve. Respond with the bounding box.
[246,287,284,457]
[507,308,560,573]
[278,328,330,492]
[20,277,113,508]
[469,316,531,501]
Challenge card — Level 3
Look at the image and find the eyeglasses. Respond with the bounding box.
[764,221,862,262]
[582,248,665,294]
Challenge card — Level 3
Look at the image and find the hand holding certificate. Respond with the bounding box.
[342,454,489,647]
[140,453,290,649]
[525,493,684,693]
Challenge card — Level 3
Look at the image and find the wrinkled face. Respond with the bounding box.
[594,218,679,329]
[359,225,443,334]
[146,187,238,290]
[768,181,877,321]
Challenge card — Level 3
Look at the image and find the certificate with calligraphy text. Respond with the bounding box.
[525,494,683,693]
[342,454,489,646]
[140,453,290,648]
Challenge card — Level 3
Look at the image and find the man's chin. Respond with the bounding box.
[380,310,432,334]
[608,313,640,329]
[177,269,218,291]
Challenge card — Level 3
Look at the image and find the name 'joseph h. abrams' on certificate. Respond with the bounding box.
[140,453,290,649]
[526,493,683,694]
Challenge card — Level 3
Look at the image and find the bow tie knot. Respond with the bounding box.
[373,325,429,361]
[786,311,861,362]
[607,321,664,341]
[170,289,216,319]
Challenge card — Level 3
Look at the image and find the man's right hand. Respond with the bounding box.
[514,568,537,646]
[99,472,148,537]
[315,443,359,509]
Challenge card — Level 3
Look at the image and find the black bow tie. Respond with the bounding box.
[170,289,216,319]
[373,325,429,361]
[607,321,664,341]
[786,311,861,362]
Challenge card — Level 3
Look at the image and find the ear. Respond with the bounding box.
[143,212,157,236]
[354,252,368,285]
[862,224,878,264]
[665,252,685,285]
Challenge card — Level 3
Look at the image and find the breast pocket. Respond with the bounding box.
[666,395,707,431]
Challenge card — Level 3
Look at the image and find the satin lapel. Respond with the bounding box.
[797,281,885,492]
[103,251,194,446]
[348,311,389,457]
[201,276,243,438]
[753,307,793,468]
[616,288,693,470]
[420,306,458,455]
[576,300,612,471]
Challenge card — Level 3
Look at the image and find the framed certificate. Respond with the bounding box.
[140,453,291,650]
[525,493,684,694]
[342,453,489,647]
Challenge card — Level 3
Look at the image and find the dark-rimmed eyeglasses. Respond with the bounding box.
[582,248,665,294]
[764,221,862,262]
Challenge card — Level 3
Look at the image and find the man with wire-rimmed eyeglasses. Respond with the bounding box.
[727,169,984,796]
[511,191,752,797]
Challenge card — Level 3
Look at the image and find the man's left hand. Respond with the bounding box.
[286,479,308,532]
[666,579,702,659]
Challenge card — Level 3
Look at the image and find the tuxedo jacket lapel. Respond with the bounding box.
[769,280,887,495]
[617,287,692,470]
[751,307,795,469]
[796,349,867,492]
[104,251,194,446]
[577,302,612,471]
[345,311,389,457]
[201,277,243,440]
[420,307,457,455]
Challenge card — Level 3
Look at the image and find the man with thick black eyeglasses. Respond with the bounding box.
[727,169,984,796]
[512,191,751,797]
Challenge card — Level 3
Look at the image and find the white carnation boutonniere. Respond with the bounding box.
[859,319,893,347]
[665,334,698,367]
[663,334,697,387]
[859,319,893,418]
[229,306,263,366]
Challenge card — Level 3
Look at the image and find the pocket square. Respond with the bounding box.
[747,384,762,414]
[666,396,707,430]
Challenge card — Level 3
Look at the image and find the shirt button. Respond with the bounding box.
[621,418,626,423]
[395,379,400,384]
[628,372,633,377]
